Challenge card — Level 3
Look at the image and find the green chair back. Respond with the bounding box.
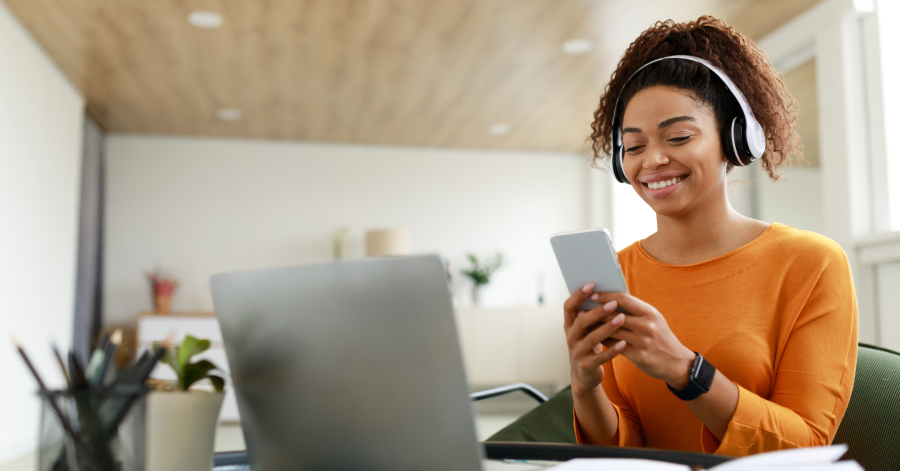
[488,343,899,471]
[833,343,899,471]
[487,386,576,443]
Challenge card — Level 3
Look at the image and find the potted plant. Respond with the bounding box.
[460,251,505,306]
[145,335,225,470]
[146,270,179,314]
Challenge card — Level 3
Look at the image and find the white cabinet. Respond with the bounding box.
[454,306,570,389]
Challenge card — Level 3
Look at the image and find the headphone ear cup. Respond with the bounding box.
[721,117,739,166]
[731,116,755,166]
[612,145,630,184]
[611,119,629,184]
[722,116,754,167]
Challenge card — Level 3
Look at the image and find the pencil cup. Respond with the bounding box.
[37,387,148,471]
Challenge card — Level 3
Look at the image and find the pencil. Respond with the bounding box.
[51,343,70,387]
[134,334,173,385]
[118,350,149,386]
[13,337,53,392]
[143,335,172,382]
[96,329,122,386]
[68,351,88,388]
[106,335,173,431]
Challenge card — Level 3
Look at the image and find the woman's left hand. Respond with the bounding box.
[592,292,697,390]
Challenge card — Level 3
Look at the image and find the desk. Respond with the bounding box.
[213,443,732,470]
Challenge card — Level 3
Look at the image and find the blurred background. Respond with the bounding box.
[1,0,898,467]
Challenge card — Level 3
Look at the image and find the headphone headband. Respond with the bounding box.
[610,55,766,183]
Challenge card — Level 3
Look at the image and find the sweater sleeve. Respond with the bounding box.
[574,359,644,447]
[702,246,858,456]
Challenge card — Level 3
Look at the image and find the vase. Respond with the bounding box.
[154,294,172,314]
[471,285,487,306]
[145,390,224,470]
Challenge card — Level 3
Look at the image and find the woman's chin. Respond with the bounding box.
[645,197,691,217]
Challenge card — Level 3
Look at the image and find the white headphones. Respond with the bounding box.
[610,55,766,184]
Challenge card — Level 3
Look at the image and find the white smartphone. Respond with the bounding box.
[550,228,629,311]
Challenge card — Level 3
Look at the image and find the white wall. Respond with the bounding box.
[756,167,824,235]
[0,2,85,464]
[103,135,588,325]
[609,173,656,251]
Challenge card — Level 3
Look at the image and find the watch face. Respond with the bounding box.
[690,355,716,392]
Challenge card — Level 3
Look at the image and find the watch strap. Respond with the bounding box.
[667,352,715,401]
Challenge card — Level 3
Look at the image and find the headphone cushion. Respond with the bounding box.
[721,116,754,166]
[731,117,754,165]
[612,145,630,184]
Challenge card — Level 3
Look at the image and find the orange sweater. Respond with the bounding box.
[574,223,858,456]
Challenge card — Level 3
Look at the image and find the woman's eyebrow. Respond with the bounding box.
[659,116,696,128]
[622,115,695,134]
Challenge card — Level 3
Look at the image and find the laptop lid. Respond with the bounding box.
[210,255,482,470]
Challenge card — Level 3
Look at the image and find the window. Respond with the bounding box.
[610,174,656,251]
[876,0,901,231]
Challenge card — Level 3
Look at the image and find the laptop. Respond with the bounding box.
[211,255,483,470]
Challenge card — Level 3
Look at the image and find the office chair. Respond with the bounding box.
[832,343,899,471]
[474,384,576,443]
[481,343,900,471]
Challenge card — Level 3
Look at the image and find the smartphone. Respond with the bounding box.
[550,228,629,312]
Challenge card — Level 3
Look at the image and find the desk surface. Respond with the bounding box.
[213,442,732,470]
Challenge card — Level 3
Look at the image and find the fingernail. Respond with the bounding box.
[603,300,617,312]
[577,311,586,317]
[591,294,601,301]
[615,340,626,351]
[612,313,624,326]
[581,283,594,293]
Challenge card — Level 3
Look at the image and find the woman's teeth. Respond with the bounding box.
[647,176,683,190]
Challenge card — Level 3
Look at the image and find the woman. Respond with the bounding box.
[567,16,858,456]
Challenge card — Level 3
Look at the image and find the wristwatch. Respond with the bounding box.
[667,352,716,401]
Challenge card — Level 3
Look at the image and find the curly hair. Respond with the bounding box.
[588,16,801,180]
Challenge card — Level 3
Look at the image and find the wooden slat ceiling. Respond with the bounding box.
[4,0,820,152]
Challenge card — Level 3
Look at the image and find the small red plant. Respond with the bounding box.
[146,270,179,313]
[147,272,178,295]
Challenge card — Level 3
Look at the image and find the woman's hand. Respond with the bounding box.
[564,283,627,394]
[592,292,697,390]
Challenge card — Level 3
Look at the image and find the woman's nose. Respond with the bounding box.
[642,144,670,169]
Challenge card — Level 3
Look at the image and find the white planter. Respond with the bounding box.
[472,285,488,306]
[145,390,225,471]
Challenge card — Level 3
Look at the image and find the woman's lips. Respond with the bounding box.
[642,175,687,198]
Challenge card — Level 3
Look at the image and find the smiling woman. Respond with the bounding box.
[563,16,859,458]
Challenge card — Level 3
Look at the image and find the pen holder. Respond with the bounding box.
[37,386,148,471]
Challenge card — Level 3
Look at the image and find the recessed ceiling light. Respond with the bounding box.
[217,108,242,121]
[487,123,511,135]
[188,11,223,29]
[562,38,594,55]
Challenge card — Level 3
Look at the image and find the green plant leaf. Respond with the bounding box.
[208,375,225,392]
[177,335,210,371]
[181,359,218,391]
[460,251,504,286]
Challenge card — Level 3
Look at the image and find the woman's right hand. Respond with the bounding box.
[564,282,627,393]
